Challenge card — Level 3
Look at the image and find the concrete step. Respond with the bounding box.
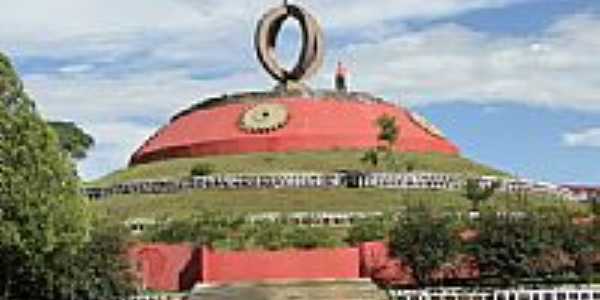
[189,280,389,300]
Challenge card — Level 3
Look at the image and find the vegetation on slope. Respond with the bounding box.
[387,204,600,288]
[93,150,506,187]
[91,188,586,222]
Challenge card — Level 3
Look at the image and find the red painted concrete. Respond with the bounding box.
[130,98,459,165]
[129,242,480,291]
[129,244,196,292]
[201,246,360,283]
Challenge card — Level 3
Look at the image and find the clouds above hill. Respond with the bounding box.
[1,0,599,178]
[337,13,600,111]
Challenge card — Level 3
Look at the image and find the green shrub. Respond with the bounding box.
[142,212,245,247]
[251,221,289,251]
[346,216,392,245]
[190,162,215,177]
[285,226,340,249]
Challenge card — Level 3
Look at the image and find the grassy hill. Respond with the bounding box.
[92,151,506,187]
[91,188,586,222]
[89,151,585,220]
[88,150,589,222]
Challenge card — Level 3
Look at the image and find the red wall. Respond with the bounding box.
[200,247,360,283]
[131,98,459,165]
[129,244,197,292]
[129,242,478,291]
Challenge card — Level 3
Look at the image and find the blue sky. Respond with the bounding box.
[0,0,599,184]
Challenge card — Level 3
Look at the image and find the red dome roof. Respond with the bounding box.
[130,96,459,165]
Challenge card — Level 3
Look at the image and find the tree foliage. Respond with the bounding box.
[49,121,95,160]
[467,213,544,287]
[376,114,398,150]
[467,209,600,287]
[465,178,500,212]
[389,204,459,287]
[0,51,91,300]
[360,149,380,167]
[0,52,133,299]
[346,215,393,246]
[362,114,400,169]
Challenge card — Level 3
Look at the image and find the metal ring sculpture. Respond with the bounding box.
[255,4,324,84]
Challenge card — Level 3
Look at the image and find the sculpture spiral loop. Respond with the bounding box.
[255,4,324,85]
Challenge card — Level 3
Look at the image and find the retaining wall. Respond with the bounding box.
[200,247,360,283]
[128,242,476,292]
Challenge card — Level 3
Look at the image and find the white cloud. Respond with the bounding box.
[563,128,600,148]
[2,0,598,179]
[24,69,267,179]
[326,14,600,111]
[0,0,528,58]
[59,64,94,74]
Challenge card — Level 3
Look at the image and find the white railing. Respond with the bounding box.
[84,172,579,202]
[128,294,186,300]
[388,287,600,300]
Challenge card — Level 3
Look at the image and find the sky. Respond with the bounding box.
[0,0,599,184]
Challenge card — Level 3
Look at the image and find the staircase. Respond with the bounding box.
[189,280,389,300]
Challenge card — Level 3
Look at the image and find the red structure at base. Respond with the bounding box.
[129,242,477,292]
[131,97,459,165]
[200,247,360,284]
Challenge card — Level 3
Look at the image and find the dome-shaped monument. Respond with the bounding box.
[130,3,459,165]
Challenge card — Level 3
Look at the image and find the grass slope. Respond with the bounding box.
[91,188,586,222]
[92,151,506,187]
[90,151,586,222]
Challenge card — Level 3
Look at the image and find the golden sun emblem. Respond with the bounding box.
[240,103,289,133]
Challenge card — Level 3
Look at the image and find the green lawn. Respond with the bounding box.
[91,151,506,187]
[91,188,587,222]
[89,150,588,223]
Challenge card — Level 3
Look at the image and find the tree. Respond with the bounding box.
[0,52,133,299]
[49,121,95,160]
[465,178,500,213]
[389,204,459,287]
[376,114,398,151]
[361,114,400,169]
[49,221,137,300]
[0,52,91,299]
[468,211,549,287]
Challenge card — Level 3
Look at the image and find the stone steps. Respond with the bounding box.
[189,280,389,300]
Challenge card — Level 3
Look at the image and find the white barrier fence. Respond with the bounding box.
[128,294,186,300]
[84,172,578,202]
[389,288,600,300]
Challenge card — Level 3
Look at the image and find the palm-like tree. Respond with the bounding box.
[465,178,500,213]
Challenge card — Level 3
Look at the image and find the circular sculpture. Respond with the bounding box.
[240,103,289,133]
[255,4,324,84]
